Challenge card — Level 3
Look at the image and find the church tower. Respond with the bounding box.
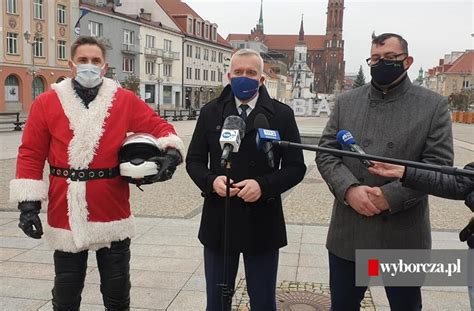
[322,0,345,93]
[251,0,265,38]
[290,15,315,100]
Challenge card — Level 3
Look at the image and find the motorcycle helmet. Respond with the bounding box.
[118,133,163,185]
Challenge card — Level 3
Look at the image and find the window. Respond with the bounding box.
[89,21,103,37]
[218,52,223,63]
[5,75,19,102]
[7,0,17,14]
[187,17,193,33]
[57,40,66,59]
[145,84,155,104]
[204,24,209,39]
[211,70,216,82]
[123,30,134,45]
[186,67,192,79]
[6,33,18,55]
[145,61,155,75]
[57,4,66,24]
[186,44,192,57]
[195,47,201,59]
[164,39,172,52]
[463,80,470,89]
[145,35,155,48]
[212,27,217,41]
[203,49,209,61]
[203,70,208,81]
[196,21,201,36]
[164,64,172,77]
[195,68,200,81]
[34,0,43,19]
[32,77,44,99]
[211,51,216,62]
[218,70,223,82]
[123,57,134,73]
[163,86,172,105]
[34,36,44,57]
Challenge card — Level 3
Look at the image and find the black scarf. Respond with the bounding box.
[72,79,102,109]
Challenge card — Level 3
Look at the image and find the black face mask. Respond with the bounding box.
[370,60,406,86]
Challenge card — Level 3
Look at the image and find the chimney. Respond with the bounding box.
[439,59,444,66]
[139,8,151,21]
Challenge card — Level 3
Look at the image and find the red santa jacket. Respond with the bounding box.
[9,78,184,253]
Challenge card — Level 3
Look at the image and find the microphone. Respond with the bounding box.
[254,114,278,168]
[220,115,246,167]
[336,130,374,168]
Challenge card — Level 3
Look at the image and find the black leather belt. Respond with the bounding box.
[50,166,119,181]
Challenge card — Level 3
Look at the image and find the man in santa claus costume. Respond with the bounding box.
[9,36,185,310]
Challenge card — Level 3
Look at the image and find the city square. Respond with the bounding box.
[0,0,473,310]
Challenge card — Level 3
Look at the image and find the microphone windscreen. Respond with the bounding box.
[254,113,269,130]
[223,115,246,139]
[336,130,356,146]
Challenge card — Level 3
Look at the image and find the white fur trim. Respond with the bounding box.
[51,77,117,169]
[156,134,186,159]
[51,78,118,248]
[44,215,135,253]
[9,179,48,203]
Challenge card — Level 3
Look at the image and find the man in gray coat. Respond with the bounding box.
[316,33,454,310]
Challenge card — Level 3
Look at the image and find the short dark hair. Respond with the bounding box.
[71,36,107,59]
[371,32,408,54]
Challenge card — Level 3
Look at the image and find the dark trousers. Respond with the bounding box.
[204,247,279,311]
[52,238,131,311]
[329,252,422,311]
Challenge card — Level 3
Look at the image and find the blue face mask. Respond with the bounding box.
[231,77,259,101]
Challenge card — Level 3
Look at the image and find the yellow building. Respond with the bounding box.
[425,50,473,97]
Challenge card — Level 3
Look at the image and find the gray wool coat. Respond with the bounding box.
[316,77,454,261]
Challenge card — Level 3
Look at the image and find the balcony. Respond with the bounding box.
[144,47,160,58]
[121,44,138,54]
[162,50,180,61]
[144,48,180,61]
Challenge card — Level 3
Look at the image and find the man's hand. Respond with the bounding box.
[212,176,240,197]
[18,201,43,239]
[367,187,390,211]
[233,179,262,203]
[368,161,405,179]
[151,148,182,182]
[344,186,382,217]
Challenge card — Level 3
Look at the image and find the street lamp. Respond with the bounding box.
[23,30,41,99]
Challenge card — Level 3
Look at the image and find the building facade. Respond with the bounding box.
[227,0,345,94]
[115,0,184,110]
[425,50,473,97]
[157,0,233,108]
[0,0,79,112]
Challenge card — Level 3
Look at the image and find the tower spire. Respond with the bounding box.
[257,0,264,32]
[299,14,304,41]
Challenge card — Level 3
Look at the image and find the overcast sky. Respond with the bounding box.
[186,0,473,80]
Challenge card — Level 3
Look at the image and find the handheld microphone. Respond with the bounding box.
[220,115,246,166]
[336,130,374,168]
[254,114,278,168]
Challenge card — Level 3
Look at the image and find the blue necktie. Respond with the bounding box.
[240,104,249,120]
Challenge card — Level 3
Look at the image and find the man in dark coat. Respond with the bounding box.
[186,48,306,311]
[316,33,454,310]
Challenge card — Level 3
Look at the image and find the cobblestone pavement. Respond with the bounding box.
[1,117,472,231]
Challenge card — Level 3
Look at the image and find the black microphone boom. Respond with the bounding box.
[274,140,474,178]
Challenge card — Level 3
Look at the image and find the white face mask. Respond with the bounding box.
[74,63,104,88]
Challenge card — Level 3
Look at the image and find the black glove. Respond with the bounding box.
[460,217,474,247]
[18,201,43,239]
[150,148,182,182]
[465,191,474,212]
